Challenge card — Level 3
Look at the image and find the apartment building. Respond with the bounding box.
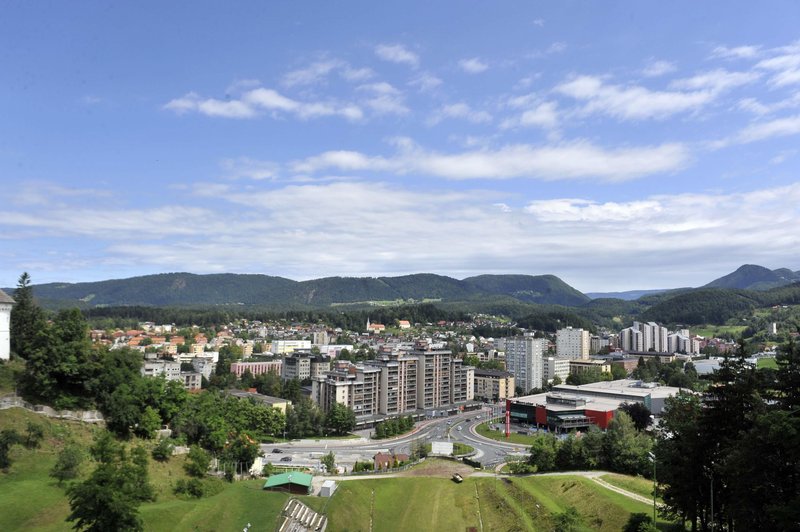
[413,344,453,409]
[365,351,418,415]
[450,358,475,404]
[543,356,571,384]
[620,322,669,353]
[230,359,282,378]
[271,339,312,355]
[556,327,590,360]
[281,353,331,381]
[312,363,381,417]
[504,334,547,393]
[473,369,515,401]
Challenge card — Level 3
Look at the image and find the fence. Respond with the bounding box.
[0,394,105,424]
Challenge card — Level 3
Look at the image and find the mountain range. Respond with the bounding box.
[5,264,798,320]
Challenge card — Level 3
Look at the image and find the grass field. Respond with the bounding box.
[757,357,778,369]
[691,325,747,339]
[477,421,539,446]
[600,473,659,501]
[1,409,674,531]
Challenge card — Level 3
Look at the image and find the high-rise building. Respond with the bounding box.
[0,289,14,361]
[556,327,590,360]
[505,335,547,393]
[473,369,515,401]
[365,351,418,415]
[620,322,669,353]
[312,363,381,417]
[543,356,571,384]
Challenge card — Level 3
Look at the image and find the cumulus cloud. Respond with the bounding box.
[282,59,374,86]
[356,82,409,115]
[5,181,800,291]
[409,72,443,92]
[428,103,492,125]
[555,75,725,120]
[642,60,677,77]
[374,43,419,67]
[711,45,762,60]
[291,140,690,182]
[458,57,489,74]
[164,86,363,121]
[501,99,559,130]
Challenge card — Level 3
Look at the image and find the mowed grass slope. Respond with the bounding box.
[322,474,659,532]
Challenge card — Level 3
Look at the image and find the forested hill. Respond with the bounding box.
[12,272,591,309]
[704,264,800,290]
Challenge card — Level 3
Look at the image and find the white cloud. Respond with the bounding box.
[409,72,442,92]
[458,57,489,74]
[755,42,800,87]
[5,181,800,291]
[642,60,677,77]
[291,140,690,182]
[733,114,800,144]
[220,157,279,180]
[282,59,344,87]
[374,43,419,67]
[164,86,363,121]
[670,69,760,93]
[357,82,408,115]
[428,103,492,125]
[501,100,559,130]
[532,18,545,27]
[555,75,715,120]
[711,45,762,60]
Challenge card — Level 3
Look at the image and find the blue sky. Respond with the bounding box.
[2,1,800,292]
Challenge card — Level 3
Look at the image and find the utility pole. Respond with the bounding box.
[648,451,657,526]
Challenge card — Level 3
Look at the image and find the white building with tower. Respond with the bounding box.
[0,289,15,361]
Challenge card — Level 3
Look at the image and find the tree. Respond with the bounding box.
[24,421,44,449]
[66,431,153,532]
[321,451,336,474]
[151,438,174,462]
[602,411,652,476]
[136,406,162,439]
[0,429,21,470]
[619,402,652,431]
[220,432,260,474]
[10,272,46,357]
[526,434,557,472]
[184,445,211,478]
[325,403,356,436]
[623,513,657,532]
[50,442,84,484]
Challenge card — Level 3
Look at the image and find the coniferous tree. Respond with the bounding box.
[10,272,46,358]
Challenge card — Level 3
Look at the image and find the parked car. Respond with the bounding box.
[280,456,293,462]
[452,473,463,483]
[272,448,283,453]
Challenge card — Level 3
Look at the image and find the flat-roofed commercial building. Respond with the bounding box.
[568,359,612,376]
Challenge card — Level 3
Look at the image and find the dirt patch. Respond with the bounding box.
[401,458,475,478]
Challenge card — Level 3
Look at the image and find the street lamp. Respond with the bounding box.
[647,451,657,527]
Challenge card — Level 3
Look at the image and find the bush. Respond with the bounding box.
[174,478,205,498]
[184,445,211,478]
[151,439,174,462]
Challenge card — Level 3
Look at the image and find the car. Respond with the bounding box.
[272,448,283,453]
[451,473,463,483]
[457,426,463,431]
[280,456,293,462]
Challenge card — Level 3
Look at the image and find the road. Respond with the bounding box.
[260,405,522,471]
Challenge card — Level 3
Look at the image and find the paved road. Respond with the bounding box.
[260,406,519,470]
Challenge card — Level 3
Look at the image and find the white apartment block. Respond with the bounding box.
[505,335,547,393]
[141,360,181,380]
[620,322,670,353]
[543,356,571,384]
[556,327,590,360]
[271,339,312,355]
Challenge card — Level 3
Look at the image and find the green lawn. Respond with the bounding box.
[476,421,537,446]
[757,357,778,369]
[600,473,660,501]
[691,325,747,339]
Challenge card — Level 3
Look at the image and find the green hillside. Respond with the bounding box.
[463,274,590,306]
[12,272,591,309]
[705,264,800,291]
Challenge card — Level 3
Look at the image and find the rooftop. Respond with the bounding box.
[0,289,15,305]
[263,472,313,489]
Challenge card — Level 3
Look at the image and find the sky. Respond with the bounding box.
[2,1,800,293]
